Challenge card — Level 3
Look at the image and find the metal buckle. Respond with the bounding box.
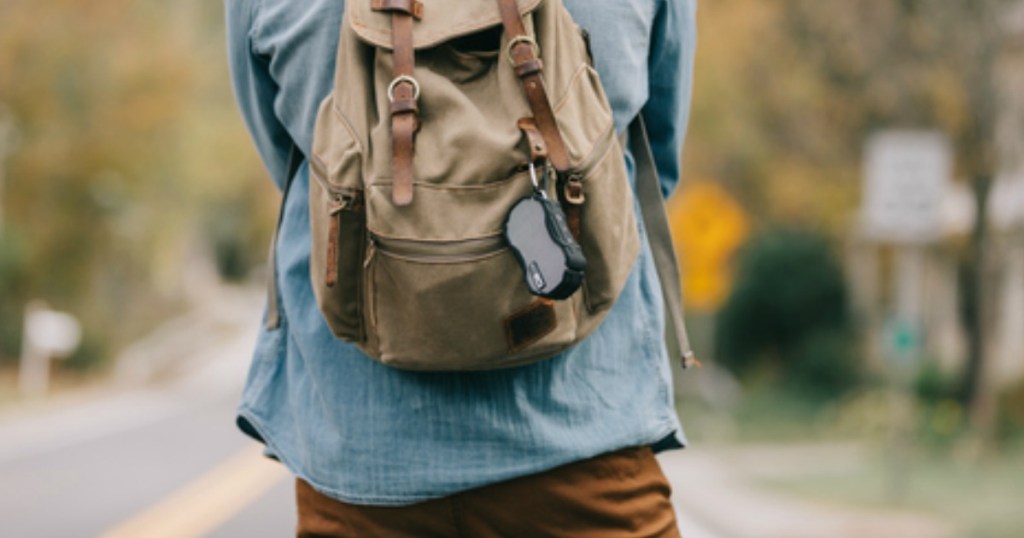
[387,75,420,102]
[506,35,541,67]
[563,174,585,204]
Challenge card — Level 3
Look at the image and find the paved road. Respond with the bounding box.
[0,311,718,538]
[0,329,295,538]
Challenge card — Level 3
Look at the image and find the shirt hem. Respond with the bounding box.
[236,405,685,507]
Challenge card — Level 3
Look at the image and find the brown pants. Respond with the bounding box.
[296,446,680,538]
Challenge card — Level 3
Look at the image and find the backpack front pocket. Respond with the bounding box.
[363,234,580,370]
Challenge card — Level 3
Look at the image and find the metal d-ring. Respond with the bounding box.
[506,35,541,67]
[528,160,551,199]
[387,75,421,103]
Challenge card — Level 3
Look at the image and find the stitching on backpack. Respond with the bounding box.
[366,228,504,243]
[329,102,365,154]
[367,172,530,191]
[552,64,592,113]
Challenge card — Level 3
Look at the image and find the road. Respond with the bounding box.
[0,299,719,538]
[0,327,296,538]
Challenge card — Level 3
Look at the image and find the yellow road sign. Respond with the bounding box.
[668,180,749,312]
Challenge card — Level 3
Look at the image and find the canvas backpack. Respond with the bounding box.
[265,0,697,371]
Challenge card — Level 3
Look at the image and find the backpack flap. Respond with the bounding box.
[348,0,543,49]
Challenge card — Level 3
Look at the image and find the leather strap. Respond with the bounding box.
[496,0,571,173]
[377,1,420,206]
[370,0,423,18]
[265,144,304,330]
[629,116,699,370]
[517,117,548,162]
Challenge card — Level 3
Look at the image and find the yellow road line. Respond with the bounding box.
[99,445,289,538]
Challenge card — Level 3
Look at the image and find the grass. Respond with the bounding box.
[677,383,1024,537]
[757,444,1024,538]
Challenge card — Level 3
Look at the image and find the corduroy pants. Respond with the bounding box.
[295,446,681,538]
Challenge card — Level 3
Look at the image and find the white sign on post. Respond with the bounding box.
[18,301,82,398]
[861,131,953,244]
[26,308,82,357]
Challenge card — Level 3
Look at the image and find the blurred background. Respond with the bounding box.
[2,0,1023,537]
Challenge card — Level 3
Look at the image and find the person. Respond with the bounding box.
[225,0,697,535]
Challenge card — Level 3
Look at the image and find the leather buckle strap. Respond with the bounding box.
[387,75,421,102]
[370,0,423,19]
[506,35,540,66]
[496,0,571,173]
[388,75,420,115]
[507,37,544,77]
[382,1,420,207]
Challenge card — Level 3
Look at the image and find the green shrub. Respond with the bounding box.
[788,328,861,399]
[914,360,960,405]
[715,228,861,399]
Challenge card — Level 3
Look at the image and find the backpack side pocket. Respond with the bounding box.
[310,98,367,342]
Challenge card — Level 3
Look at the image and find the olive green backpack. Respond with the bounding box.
[266,0,696,371]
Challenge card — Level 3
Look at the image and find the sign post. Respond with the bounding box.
[861,130,953,500]
[18,301,82,399]
[862,131,953,367]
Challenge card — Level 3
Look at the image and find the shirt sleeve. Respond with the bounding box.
[642,0,697,198]
[225,0,293,192]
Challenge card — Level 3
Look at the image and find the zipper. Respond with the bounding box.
[326,205,341,287]
[314,154,364,287]
[368,233,507,264]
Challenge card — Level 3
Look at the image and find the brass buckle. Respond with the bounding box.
[563,174,585,205]
[506,35,541,67]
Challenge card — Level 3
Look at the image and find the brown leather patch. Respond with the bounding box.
[505,300,557,353]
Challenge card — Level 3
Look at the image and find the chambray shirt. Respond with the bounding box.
[226,0,696,505]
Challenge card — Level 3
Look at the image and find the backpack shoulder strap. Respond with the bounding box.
[265,144,304,330]
[628,116,699,369]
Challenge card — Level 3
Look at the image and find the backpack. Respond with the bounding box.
[265,0,697,371]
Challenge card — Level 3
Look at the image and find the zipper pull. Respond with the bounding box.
[325,209,341,288]
[328,195,349,215]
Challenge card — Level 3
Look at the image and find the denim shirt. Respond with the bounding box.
[226,0,696,505]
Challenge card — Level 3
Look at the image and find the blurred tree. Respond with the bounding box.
[779,0,1013,445]
[686,0,1015,436]
[683,1,861,232]
[0,0,271,368]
